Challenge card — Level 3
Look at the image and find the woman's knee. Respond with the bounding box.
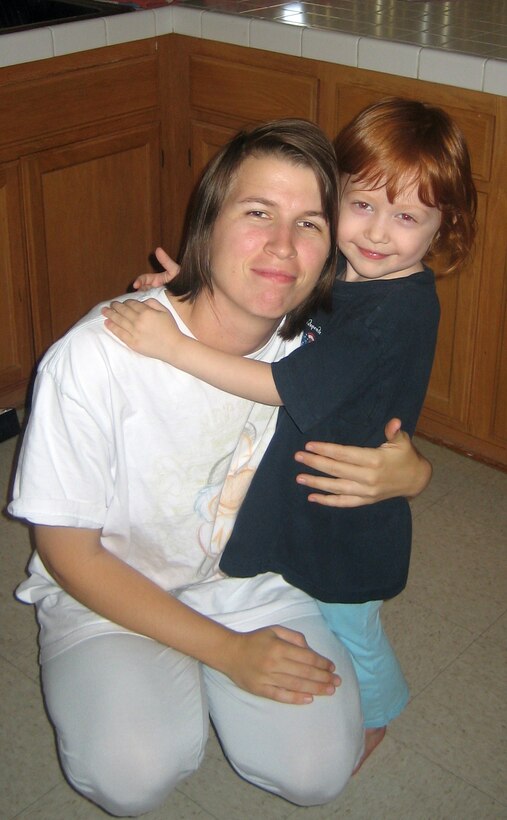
[273,741,361,806]
[59,728,207,816]
[42,635,209,815]
[246,729,362,807]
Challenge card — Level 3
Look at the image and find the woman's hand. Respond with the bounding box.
[133,247,180,291]
[222,625,341,705]
[102,298,182,361]
[295,418,432,507]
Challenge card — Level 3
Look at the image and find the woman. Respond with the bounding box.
[9,120,428,817]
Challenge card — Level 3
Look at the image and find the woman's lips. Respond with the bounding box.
[252,268,296,284]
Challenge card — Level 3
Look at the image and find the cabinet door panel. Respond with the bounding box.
[190,56,318,123]
[423,193,486,424]
[0,164,34,403]
[190,120,245,184]
[22,124,161,356]
[488,264,507,445]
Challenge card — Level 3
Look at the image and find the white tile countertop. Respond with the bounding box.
[0,0,506,96]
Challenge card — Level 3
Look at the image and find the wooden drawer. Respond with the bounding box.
[0,47,159,150]
[189,55,319,122]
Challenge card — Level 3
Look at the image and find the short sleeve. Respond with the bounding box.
[272,319,381,432]
[9,344,114,528]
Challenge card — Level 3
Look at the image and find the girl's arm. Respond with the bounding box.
[35,524,340,704]
[132,247,180,291]
[103,298,282,405]
[129,249,433,505]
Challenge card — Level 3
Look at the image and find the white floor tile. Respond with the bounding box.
[390,636,507,805]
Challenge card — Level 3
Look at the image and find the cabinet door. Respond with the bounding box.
[0,163,34,405]
[162,37,320,255]
[22,123,161,356]
[190,121,240,185]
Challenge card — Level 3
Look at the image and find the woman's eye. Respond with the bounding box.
[247,210,268,218]
[298,220,319,230]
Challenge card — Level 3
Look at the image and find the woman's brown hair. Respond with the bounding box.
[167,118,339,339]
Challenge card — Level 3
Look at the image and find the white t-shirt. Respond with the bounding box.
[9,287,300,660]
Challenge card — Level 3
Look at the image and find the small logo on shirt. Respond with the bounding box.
[302,318,322,346]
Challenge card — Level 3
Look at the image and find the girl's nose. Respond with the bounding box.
[365,215,389,244]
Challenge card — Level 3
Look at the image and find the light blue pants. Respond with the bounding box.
[317,599,409,729]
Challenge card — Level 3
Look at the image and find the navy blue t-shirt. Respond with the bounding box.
[219,268,440,603]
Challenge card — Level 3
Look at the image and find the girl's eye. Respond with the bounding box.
[247,210,269,218]
[398,212,416,223]
[353,200,372,211]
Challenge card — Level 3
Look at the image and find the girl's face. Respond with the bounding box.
[208,154,331,334]
[338,176,442,283]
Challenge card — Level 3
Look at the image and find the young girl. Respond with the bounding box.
[103,98,477,770]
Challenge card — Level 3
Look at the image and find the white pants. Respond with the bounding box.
[41,606,363,816]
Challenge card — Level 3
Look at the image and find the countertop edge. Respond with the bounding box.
[0,5,505,97]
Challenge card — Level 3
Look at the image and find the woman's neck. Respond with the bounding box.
[165,290,280,356]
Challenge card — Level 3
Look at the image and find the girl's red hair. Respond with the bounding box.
[334,98,477,273]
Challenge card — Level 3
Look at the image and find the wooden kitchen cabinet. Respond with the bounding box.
[160,35,321,256]
[1,31,505,467]
[0,40,162,403]
[0,164,34,407]
[163,37,507,468]
[22,122,161,356]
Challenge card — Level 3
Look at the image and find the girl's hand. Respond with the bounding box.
[133,247,181,291]
[223,626,341,704]
[295,418,432,508]
[102,298,182,361]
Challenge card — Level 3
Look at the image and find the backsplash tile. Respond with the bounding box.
[51,18,107,57]
[202,12,250,47]
[302,27,359,67]
[358,36,420,78]
[153,6,174,35]
[250,18,303,57]
[0,27,53,66]
[418,47,485,92]
[105,8,156,44]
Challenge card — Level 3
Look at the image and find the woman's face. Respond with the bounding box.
[209,154,331,333]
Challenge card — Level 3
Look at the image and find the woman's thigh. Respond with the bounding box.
[204,611,364,807]
[41,633,209,817]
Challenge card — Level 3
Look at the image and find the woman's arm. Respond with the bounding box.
[295,419,432,507]
[103,298,282,405]
[35,524,340,704]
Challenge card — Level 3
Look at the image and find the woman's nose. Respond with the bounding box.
[265,223,297,258]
